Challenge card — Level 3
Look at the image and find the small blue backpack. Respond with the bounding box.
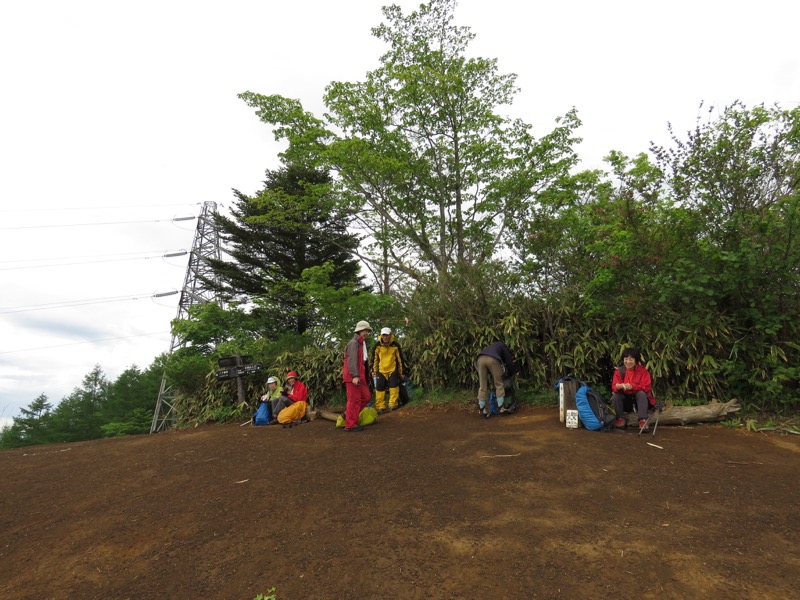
[253,401,272,426]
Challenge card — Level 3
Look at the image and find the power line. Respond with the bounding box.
[0,249,181,264]
[0,216,196,231]
[0,251,188,271]
[0,291,178,314]
[0,331,170,355]
[0,203,201,212]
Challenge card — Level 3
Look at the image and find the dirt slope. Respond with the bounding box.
[2,405,799,600]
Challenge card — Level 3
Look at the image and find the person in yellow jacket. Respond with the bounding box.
[370,327,407,414]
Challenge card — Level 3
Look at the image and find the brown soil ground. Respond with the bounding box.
[2,405,799,600]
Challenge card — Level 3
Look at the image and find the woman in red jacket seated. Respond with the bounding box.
[611,348,655,430]
[274,371,309,424]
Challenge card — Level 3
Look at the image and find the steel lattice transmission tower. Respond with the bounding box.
[150,201,222,433]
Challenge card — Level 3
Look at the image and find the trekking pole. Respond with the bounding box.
[653,406,661,437]
[651,403,663,437]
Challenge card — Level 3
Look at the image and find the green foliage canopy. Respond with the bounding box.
[239,0,582,284]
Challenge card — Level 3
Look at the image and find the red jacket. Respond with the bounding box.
[343,334,367,383]
[285,379,308,403]
[611,364,655,406]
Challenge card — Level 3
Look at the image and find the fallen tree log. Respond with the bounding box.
[318,410,341,423]
[622,399,741,426]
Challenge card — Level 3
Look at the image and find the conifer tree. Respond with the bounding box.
[204,163,363,335]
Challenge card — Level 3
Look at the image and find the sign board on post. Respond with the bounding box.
[239,363,264,375]
[214,368,234,381]
[214,363,264,381]
[215,356,261,405]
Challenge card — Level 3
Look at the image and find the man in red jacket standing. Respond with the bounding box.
[342,320,373,432]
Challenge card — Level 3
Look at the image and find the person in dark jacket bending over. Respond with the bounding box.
[475,340,516,418]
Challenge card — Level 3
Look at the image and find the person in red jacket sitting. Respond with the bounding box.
[611,348,656,431]
[273,371,309,424]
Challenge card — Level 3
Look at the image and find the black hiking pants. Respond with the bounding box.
[611,391,649,421]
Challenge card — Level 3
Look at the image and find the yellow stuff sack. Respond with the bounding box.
[335,406,379,428]
[277,401,307,424]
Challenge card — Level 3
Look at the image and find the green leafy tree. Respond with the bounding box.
[650,103,800,317]
[508,166,612,299]
[648,103,800,403]
[170,302,264,355]
[289,262,402,346]
[239,0,583,284]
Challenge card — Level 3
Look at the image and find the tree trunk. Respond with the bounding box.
[318,410,341,423]
[622,399,741,426]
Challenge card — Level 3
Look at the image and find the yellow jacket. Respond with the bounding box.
[371,335,405,376]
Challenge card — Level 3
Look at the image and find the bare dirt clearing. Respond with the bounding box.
[2,405,799,599]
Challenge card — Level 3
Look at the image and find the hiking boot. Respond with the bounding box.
[614,417,626,429]
[639,419,649,432]
[344,426,364,432]
[482,406,492,419]
[377,408,389,415]
[390,404,400,411]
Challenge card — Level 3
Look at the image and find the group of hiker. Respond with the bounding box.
[254,320,409,429]
[342,320,408,431]
[255,371,310,426]
[255,317,656,432]
[342,321,532,429]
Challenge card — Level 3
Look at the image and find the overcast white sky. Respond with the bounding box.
[1,0,798,426]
